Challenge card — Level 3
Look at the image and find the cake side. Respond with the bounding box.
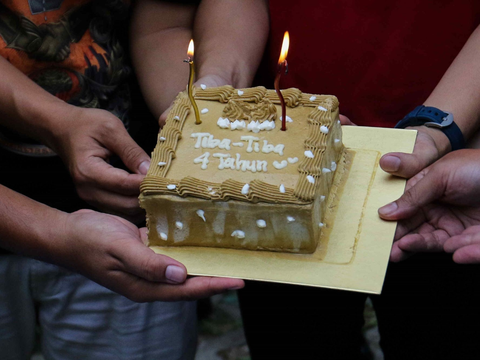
[140,86,344,253]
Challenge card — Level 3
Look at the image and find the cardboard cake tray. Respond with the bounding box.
[150,126,417,294]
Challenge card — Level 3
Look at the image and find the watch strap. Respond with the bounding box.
[395,106,465,151]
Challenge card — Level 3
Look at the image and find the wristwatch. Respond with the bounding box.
[395,105,465,151]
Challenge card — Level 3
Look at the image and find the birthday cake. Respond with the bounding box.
[139,86,343,253]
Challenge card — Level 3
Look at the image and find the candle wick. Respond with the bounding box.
[284,60,289,74]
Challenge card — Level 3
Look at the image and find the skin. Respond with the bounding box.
[0,1,273,299]
[130,0,270,124]
[0,56,150,223]
[378,149,480,264]
[0,184,244,301]
[380,25,480,179]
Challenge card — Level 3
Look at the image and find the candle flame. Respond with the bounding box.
[187,39,194,58]
[278,31,289,64]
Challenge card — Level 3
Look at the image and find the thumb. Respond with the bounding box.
[108,126,151,175]
[120,239,188,284]
[380,131,441,178]
[339,114,356,126]
[380,151,433,179]
[378,167,445,220]
[158,104,173,127]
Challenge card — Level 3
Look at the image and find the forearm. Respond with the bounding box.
[194,0,269,88]
[0,184,68,262]
[130,0,269,120]
[130,0,198,119]
[421,25,480,151]
[0,56,74,148]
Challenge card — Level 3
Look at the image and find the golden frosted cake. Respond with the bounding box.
[139,86,343,253]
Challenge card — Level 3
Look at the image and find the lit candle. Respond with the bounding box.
[184,39,201,125]
[275,31,290,131]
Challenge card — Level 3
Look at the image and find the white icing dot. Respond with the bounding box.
[318,106,328,112]
[307,175,315,184]
[309,96,317,101]
[320,126,329,134]
[231,120,246,130]
[321,195,326,202]
[256,219,267,228]
[241,183,250,195]
[196,210,206,222]
[231,230,245,239]
[288,157,299,164]
[173,115,180,121]
[337,120,341,124]
[200,84,207,90]
[238,90,244,96]
[175,221,183,230]
[273,160,288,169]
[167,184,177,190]
[248,120,275,132]
[157,162,167,166]
[331,161,337,171]
[159,137,166,141]
[322,168,332,174]
[319,222,324,228]
[304,150,314,158]
[279,184,286,193]
[334,139,341,143]
[160,232,168,240]
[217,117,230,129]
[287,216,295,222]
[201,108,209,114]
[280,116,293,123]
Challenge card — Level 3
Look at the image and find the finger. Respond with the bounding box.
[163,276,245,301]
[380,135,438,178]
[444,227,480,252]
[80,157,144,196]
[117,240,188,284]
[105,272,244,302]
[390,242,412,262]
[394,208,428,241]
[78,187,143,217]
[452,244,480,264]
[105,126,151,175]
[380,151,433,179]
[396,230,450,253]
[339,114,356,126]
[404,168,429,191]
[158,104,173,127]
[378,170,445,221]
[139,227,149,245]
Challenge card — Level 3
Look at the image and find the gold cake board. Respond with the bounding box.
[150,126,417,294]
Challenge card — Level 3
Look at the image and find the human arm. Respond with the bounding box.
[378,149,480,262]
[0,56,150,222]
[380,25,480,178]
[130,0,269,123]
[0,183,244,301]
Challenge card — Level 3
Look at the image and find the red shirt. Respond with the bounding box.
[258,0,480,127]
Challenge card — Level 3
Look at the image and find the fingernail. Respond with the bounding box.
[139,161,150,175]
[166,265,186,283]
[228,284,244,290]
[379,201,398,216]
[382,156,401,172]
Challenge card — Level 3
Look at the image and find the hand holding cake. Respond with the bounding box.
[379,149,480,262]
[47,107,151,224]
